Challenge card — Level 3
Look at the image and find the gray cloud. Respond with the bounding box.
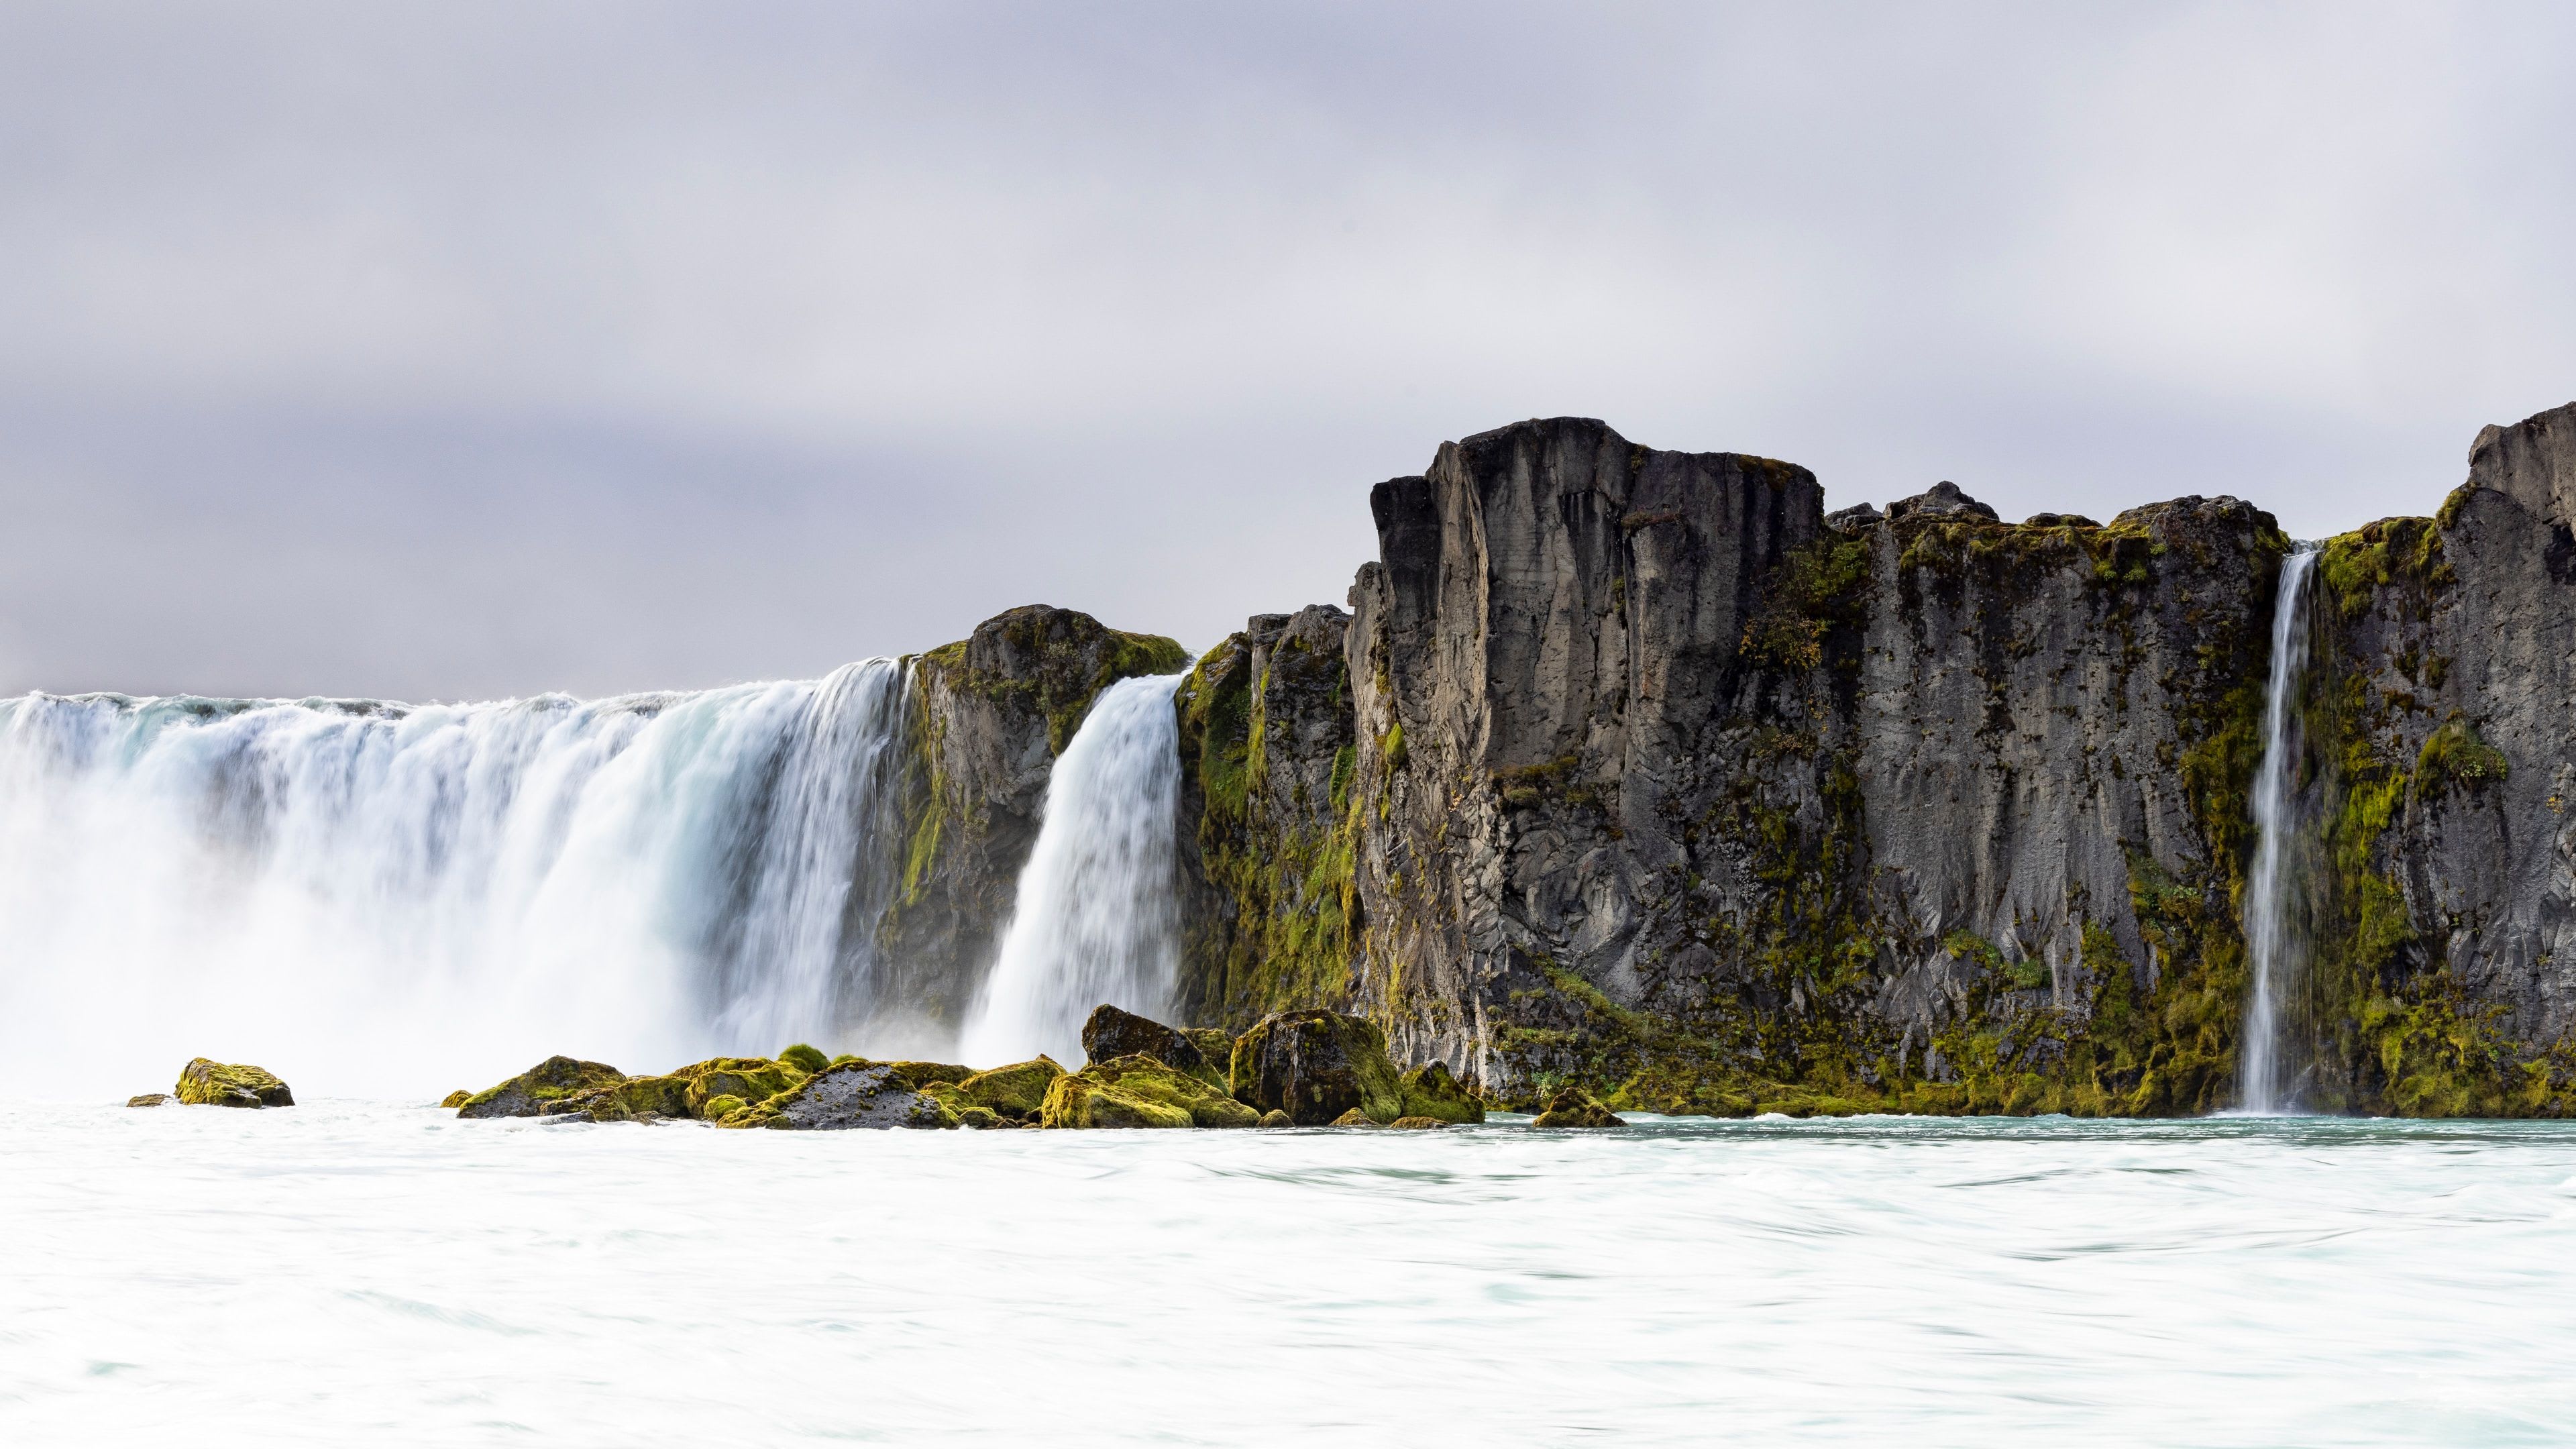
[1,1,2569,699]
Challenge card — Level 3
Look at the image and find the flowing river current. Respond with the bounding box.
[5,1104,2574,1446]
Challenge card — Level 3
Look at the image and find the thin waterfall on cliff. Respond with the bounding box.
[2240,545,2319,1114]
[0,661,914,1097]
[961,666,1191,1068]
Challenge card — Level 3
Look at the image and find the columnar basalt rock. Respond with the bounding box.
[1334,415,2289,1114]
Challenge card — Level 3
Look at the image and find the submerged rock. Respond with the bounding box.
[126,1093,168,1108]
[1330,1108,1380,1128]
[455,1055,626,1118]
[1231,1010,1403,1125]
[175,1059,294,1108]
[1080,1005,1218,1083]
[1397,1062,1485,1124]
[1390,1116,1451,1130]
[725,1061,959,1130]
[1532,1088,1623,1128]
[1040,1054,1258,1129]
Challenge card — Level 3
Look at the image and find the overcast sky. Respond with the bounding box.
[2,2,2570,700]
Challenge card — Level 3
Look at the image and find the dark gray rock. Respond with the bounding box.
[455,1055,626,1119]
[1887,480,1998,521]
[731,1061,959,1130]
[1230,1009,1403,1124]
[1079,1004,1208,1074]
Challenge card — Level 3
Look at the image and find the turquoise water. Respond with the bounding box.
[5,1106,2573,1446]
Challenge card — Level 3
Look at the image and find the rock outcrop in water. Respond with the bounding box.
[876,606,1187,1030]
[175,1058,294,1108]
[1130,402,2576,1118]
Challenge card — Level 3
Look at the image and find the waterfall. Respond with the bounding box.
[0,661,913,1098]
[961,667,1191,1068]
[2240,545,2318,1114]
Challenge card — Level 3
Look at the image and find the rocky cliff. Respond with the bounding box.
[872,604,1186,1032]
[2275,400,2576,1114]
[888,402,2576,1119]
[1330,417,2286,1113]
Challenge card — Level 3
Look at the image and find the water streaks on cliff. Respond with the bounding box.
[2241,545,2320,1114]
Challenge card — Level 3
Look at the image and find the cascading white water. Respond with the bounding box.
[961,667,1191,1068]
[2240,545,2318,1114]
[0,661,912,1098]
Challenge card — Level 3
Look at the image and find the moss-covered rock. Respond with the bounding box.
[1231,1010,1403,1124]
[1041,1071,1195,1128]
[438,1089,470,1109]
[126,1093,168,1108]
[724,1061,959,1130]
[1039,1054,1256,1128]
[1397,1062,1485,1124]
[544,1074,696,1122]
[174,1058,294,1108]
[700,1093,747,1121]
[456,1055,625,1118]
[886,1060,975,1087]
[949,1057,1065,1121]
[1330,1108,1379,1127]
[1389,1116,1451,1130]
[1532,1087,1623,1128]
[668,1057,807,1116]
[1258,1109,1293,1128]
[777,1043,830,1074]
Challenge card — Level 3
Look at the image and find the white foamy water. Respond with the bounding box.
[963,667,1190,1067]
[2242,546,2318,1113]
[5,1106,2574,1446]
[0,663,911,1101]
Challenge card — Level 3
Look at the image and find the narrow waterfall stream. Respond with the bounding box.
[961,666,1191,1068]
[2240,545,2319,1114]
[0,662,913,1097]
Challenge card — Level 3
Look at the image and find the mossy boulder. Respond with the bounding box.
[1040,1054,1257,1128]
[947,1057,1065,1121]
[1230,1010,1403,1125]
[669,1057,808,1116]
[439,1089,470,1109]
[543,1074,698,1122]
[887,1060,975,1087]
[1081,1004,1222,1087]
[1330,1108,1380,1127]
[174,1058,294,1108]
[700,1093,747,1121]
[1397,1062,1485,1124]
[1183,1028,1235,1075]
[456,1055,625,1118]
[777,1043,831,1074]
[1390,1116,1452,1130]
[724,1061,959,1130]
[1532,1087,1623,1128]
[127,1093,168,1108]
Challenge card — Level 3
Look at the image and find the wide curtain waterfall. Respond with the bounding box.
[961,667,1191,1069]
[0,663,916,1097]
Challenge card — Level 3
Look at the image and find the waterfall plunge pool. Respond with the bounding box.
[5,1104,2573,1446]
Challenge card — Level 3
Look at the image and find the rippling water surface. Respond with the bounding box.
[6,1106,2573,1446]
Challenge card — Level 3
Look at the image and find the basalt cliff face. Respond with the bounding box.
[914,401,2576,1117]
[874,605,1186,1030]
